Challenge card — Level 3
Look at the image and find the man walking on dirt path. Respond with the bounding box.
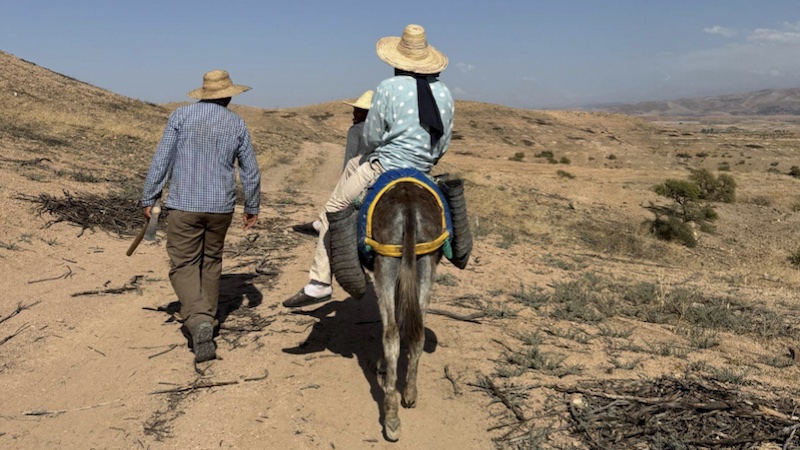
[283,24,454,308]
[292,89,374,236]
[141,69,261,362]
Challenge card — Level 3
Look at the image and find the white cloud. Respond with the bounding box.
[748,26,800,44]
[703,25,737,38]
[455,62,475,73]
[521,76,536,82]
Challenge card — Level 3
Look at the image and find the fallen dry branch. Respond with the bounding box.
[0,301,41,326]
[71,275,144,297]
[427,308,485,324]
[18,190,146,237]
[149,380,240,395]
[444,365,462,396]
[0,324,30,346]
[149,372,269,395]
[148,344,179,359]
[555,374,800,450]
[28,266,73,284]
[23,398,122,417]
[478,375,527,423]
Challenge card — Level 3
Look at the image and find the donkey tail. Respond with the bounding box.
[397,206,423,345]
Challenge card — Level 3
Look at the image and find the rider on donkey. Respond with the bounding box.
[283,24,455,308]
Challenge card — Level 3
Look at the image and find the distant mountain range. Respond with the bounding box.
[594,88,800,117]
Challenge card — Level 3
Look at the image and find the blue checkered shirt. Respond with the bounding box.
[142,102,261,214]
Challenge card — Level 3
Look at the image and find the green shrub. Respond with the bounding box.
[535,150,554,159]
[688,169,736,203]
[559,156,571,164]
[788,249,800,268]
[556,170,575,179]
[509,152,525,162]
[649,216,697,247]
[789,166,800,178]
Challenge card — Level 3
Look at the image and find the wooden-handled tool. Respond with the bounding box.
[126,202,161,256]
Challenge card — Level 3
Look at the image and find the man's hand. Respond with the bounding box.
[243,213,258,231]
[143,206,152,220]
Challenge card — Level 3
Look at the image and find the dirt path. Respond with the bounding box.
[0,143,496,449]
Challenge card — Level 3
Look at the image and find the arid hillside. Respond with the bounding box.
[599,86,800,117]
[2,51,800,450]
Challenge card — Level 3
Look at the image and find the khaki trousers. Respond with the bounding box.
[309,158,385,284]
[166,210,233,333]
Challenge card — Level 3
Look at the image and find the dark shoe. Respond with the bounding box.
[282,289,332,308]
[292,222,319,236]
[192,322,216,363]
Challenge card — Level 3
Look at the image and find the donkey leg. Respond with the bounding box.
[402,255,436,408]
[401,332,423,409]
[376,258,402,442]
[382,321,401,441]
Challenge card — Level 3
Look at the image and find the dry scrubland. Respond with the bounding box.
[2,50,800,449]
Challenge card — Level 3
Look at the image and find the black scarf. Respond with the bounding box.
[395,69,444,149]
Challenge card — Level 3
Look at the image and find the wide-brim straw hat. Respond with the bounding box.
[376,24,448,75]
[187,69,251,100]
[342,90,374,110]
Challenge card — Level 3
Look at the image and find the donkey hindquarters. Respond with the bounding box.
[372,183,443,442]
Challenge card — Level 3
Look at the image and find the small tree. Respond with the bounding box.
[647,172,735,247]
[653,179,700,216]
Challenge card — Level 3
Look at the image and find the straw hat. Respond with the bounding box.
[376,24,448,75]
[342,90,374,110]
[187,70,251,100]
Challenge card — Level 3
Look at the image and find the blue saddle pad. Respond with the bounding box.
[357,168,453,269]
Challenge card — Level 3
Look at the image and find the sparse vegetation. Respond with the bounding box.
[749,195,773,206]
[646,170,736,247]
[434,273,458,286]
[501,343,583,378]
[508,151,525,162]
[556,170,574,179]
[788,249,800,268]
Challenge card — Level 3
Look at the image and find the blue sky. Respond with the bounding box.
[2,0,800,109]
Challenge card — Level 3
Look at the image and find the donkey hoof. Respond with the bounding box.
[402,387,417,408]
[384,417,401,442]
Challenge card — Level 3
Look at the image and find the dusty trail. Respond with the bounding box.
[0,142,495,450]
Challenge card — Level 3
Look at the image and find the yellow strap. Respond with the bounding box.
[365,177,448,257]
[366,231,450,257]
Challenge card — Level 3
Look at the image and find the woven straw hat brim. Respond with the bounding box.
[342,90,374,110]
[376,36,448,74]
[187,84,251,100]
